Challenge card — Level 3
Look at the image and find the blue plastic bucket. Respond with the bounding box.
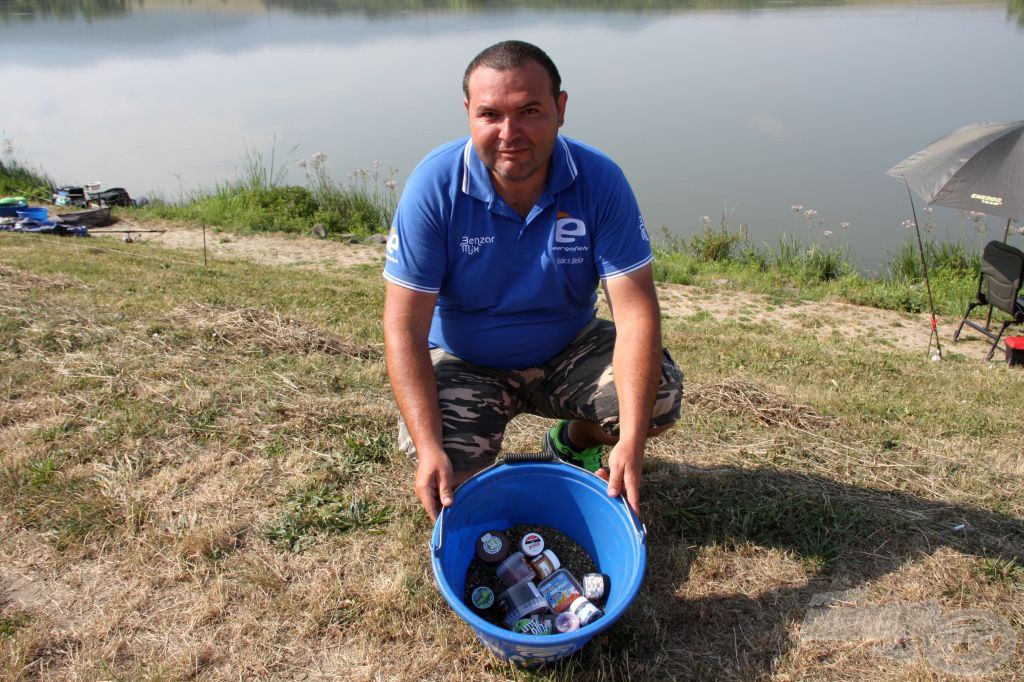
[16,207,48,221]
[0,201,27,218]
[430,455,647,666]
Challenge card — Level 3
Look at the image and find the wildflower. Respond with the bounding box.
[803,209,817,219]
[924,206,934,213]
[823,230,833,237]
[700,215,712,225]
[902,219,916,230]
[969,211,985,219]
[1017,226,1024,236]
[384,180,397,189]
[791,204,804,212]
[840,221,850,230]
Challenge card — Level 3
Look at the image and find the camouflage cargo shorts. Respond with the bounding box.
[398,318,684,472]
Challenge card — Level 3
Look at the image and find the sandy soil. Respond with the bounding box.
[96,224,999,362]
[102,221,384,270]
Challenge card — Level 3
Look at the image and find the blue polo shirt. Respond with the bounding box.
[383,135,652,369]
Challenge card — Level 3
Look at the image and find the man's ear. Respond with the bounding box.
[464,98,470,113]
[556,91,568,127]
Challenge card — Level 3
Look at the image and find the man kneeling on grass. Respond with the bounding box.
[382,40,683,521]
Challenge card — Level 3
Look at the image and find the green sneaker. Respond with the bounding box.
[543,420,603,472]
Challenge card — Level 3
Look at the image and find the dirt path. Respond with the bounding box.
[104,221,384,270]
[98,224,997,361]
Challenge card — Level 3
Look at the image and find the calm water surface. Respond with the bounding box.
[1,0,1022,270]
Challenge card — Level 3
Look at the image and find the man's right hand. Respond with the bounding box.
[415,452,455,522]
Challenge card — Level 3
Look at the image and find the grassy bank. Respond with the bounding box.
[650,221,1018,319]
[1,231,1022,679]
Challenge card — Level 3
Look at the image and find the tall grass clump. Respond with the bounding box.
[0,138,54,199]
[689,215,744,262]
[301,153,397,235]
[868,236,978,314]
[138,144,398,237]
[768,234,851,284]
[885,236,979,282]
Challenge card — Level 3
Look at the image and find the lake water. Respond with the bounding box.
[1,0,1022,271]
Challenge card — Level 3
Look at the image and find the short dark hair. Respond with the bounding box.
[462,40,562,102]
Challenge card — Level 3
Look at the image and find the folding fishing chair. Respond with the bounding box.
[953,240,1024,360]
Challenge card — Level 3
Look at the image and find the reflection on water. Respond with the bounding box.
[0,0,133,21]
[0,0,1021,269]
[1010,0,1023,23]
[4,0,1020,21]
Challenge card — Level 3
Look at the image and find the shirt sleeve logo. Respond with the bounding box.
[386,226,400,263]
[555,211,587,243]
[638,215,650,242]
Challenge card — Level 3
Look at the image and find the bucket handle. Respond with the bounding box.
[431,507,446,557]
[499,451,556,464]
[622,496,647,543]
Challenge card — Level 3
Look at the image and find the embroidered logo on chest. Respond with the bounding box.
[460,235,495,255]
[552,211,589,265]
[555,211,587,244]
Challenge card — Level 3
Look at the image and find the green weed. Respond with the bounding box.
[0,463,118,552]
[343,432,394,465]
[0,610,32,639]
[689,222,742,262]
[977,557,1024,589]
[265,483,392,550]
[30,419,82,445]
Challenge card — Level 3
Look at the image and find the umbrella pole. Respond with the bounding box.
[903,181,943,360]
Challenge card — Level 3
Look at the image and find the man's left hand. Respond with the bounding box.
[604,441,643,516]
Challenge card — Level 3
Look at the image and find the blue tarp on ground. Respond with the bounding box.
[0,219,89,237]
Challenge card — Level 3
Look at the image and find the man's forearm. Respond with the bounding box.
[605,266,664,448]
[382,284,448,465]
[612,307,662,447]
[385,332,447,463]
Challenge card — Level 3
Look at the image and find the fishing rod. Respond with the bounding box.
[903,178,943,362]
[88,229,166,234]
[15,188,53,204]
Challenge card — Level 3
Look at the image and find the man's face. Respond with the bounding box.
[464,61,567,185]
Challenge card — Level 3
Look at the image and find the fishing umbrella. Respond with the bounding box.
[886,120,1024,359]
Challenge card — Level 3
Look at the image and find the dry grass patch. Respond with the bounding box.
[686,378,834,431]
[0,264,84,292]
[166,302,382,360]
